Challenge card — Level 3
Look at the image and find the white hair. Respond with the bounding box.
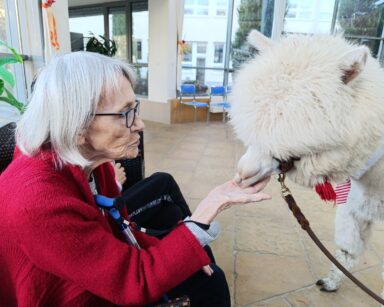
[16,51,136,168]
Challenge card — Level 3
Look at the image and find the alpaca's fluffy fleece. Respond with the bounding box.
[230,31,384,294]
[231,33,384,187]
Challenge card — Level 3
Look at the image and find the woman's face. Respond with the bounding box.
[81,76,145,164]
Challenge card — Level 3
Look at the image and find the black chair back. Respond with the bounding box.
[0,122,16,174]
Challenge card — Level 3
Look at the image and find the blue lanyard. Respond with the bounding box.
[94,195,141,250]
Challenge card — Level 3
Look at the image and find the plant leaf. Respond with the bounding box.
[1,88,25,113]
[0,40,23,63]
[0,79,3,95]
[0,66,15,86]
[0,56,21,66]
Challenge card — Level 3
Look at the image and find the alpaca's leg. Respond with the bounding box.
[316,204,372,292]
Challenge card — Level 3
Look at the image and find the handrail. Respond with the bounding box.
[0,52,29,61]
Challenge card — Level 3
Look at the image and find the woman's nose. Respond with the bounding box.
[131,115,145,132]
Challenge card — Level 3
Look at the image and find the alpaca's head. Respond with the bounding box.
[231,30,379,187]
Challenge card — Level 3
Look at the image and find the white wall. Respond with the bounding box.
[147,0,178,102]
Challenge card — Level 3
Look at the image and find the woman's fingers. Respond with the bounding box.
[228,192,271,204]
[202,265,214,276]
[241,176,270,194]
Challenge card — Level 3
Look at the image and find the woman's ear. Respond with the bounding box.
[247,30,274,53]
[76,131,86,146]
[339,46,370,84]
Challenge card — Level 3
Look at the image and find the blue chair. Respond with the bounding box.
[179,84,209,123]
[209,86,231,122]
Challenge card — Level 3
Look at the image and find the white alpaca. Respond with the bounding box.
[230,30,384,294]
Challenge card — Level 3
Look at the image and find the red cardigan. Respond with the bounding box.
[0,150,210,306]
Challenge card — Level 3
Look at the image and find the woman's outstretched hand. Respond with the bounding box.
[191,177,271,225]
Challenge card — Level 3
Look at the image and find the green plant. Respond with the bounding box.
[85,33,117,57]
[0,40,25,113]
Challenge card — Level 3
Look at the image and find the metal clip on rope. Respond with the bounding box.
[276,172,384,305]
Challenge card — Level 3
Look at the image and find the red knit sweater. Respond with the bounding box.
[0,150,210,306]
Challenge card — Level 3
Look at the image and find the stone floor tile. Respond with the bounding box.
[235,215,305,257]
[244,297,291,307]
[285,269,381,307]
[235,252,314,305]
[143,121,384,307]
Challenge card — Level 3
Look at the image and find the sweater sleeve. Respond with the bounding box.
[13,186,210,306]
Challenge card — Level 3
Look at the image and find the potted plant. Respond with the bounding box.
[85,33,117,57]
[0,40,25,114]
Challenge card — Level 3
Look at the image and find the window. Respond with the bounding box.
[216,0,227,17]
[69,8,104,51]
[214,43,224,63]
[183,42,193,62]
[109,7,127,61]
[284,0,335,34]
[286,0,315,20]
[184,0,209,16]
[196,42,207,54]
[69,3,149,96]
[184,0,194,15]
[137,41,142,60]
[0,0,6,50]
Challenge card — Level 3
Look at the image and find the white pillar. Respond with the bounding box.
[148,0,179,102]
[271,0,286,41]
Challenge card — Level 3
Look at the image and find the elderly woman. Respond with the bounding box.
[0,52,270,306]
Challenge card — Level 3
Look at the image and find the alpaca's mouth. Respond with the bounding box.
[274,157,301,174]
[234,173,271,188]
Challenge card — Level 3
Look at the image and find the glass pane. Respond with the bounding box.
[298,11,312,19]
[184,7,194,15]
[183,0,229,88]
[183,42,193,62]
[196,8,208,15]
[69,14,104,51]
[196,42,207,54]
[0,0,7,53]
[337,0,383,36]
[109,8,127,61]
[230,0,274,69]
[132,9,148,63]
[284,0,336,34]
[214,43,224,63]
[198,0,208,5]
[336,0,384,58]
[216,9,226,16]
[132,4,148,96]
[133,65,148,96]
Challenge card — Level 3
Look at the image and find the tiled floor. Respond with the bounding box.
[144,120,383,307]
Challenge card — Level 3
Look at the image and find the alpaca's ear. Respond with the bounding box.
[247,30,273,53]
[340,46,369,84]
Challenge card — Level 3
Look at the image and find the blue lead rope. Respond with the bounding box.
[94,194,172,303]
[94,195,141,250]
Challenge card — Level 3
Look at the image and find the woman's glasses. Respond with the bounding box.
[93,99,140,128]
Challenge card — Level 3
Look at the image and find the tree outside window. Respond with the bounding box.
[231,0,274,69]
[214,43,224,63]
[337,0,384,57]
